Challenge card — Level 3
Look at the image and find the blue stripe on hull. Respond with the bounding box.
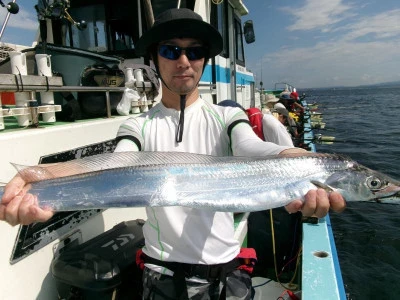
[201,64,254,85]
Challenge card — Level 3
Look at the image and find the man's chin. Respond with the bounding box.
[171,85,197,95]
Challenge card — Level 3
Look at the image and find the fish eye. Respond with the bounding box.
[366,177,384,190]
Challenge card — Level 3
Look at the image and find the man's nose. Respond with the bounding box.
[176,50,191,66]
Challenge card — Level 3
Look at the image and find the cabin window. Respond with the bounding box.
[58,0,140,57]
[151,0,195,17]
[67,5,108,52]
[234,17,245,66]
[56,0,196,58]
[211,1,228,58]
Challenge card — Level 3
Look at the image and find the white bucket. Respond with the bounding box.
[9,51,28,75]
[9,51,31,126]
[35,54,52,76]
[35,54,55,123]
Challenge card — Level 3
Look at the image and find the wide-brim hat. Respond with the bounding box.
[265,94,280,103]
[273,103,289,117]
[135,8,223,58]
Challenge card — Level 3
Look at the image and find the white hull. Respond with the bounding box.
[0,117,147,299]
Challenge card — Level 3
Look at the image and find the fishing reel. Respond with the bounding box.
[0,1,19,14]
[35,0,87,30]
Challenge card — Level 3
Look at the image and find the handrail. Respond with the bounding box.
[0,74,155,127]
[0,74,153,93]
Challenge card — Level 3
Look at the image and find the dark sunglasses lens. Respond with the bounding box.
[159,45,180,60]
[159,45,206,60]
[186,47,206,60]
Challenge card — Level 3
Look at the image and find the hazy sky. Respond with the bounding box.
[1,0,399,89]
[244,0,400,89]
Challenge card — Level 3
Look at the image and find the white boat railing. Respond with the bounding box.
[0,74,154,129]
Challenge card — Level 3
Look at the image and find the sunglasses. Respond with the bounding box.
[158,45,207,61]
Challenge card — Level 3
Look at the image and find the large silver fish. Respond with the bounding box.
[1,152,399,212]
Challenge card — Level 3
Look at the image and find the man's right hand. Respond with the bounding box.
[0,175,54,226]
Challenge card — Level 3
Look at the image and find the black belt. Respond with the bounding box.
[143,254,240,299]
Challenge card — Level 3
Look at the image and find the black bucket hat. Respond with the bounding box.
[135,8,223,58]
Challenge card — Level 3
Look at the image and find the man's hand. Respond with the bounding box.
[285,189,346,218]
[0,175,53,226]
[279,147,346,217]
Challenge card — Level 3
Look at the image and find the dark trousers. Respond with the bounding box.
[142,267,253,300]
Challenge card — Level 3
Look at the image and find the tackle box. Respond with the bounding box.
[51,219,145,300]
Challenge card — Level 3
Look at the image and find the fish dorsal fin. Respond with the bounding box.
[10,152,235,183]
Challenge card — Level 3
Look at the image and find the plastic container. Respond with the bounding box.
[51,219,145,300]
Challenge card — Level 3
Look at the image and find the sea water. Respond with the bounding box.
[304,86,400,300]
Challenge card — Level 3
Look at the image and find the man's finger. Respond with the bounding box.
[301,189,317,216]
[2,175,26,204]
[19,194,54,224]
[329,192,346,213]
[4,195,24,226]
[311,189,330,218]
[285,199,303,213]
[27,205,54,223]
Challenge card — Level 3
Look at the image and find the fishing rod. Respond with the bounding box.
[303,127,336,133]
[303,134,370,145]
[318,104,371,111]
[303,135,338,145]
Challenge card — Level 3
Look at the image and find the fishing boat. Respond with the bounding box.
[265,82,295,97]
[0,1,344,299]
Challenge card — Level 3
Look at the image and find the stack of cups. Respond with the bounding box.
[9,51,31,126]
[133,68,148,113]
[35,54,56,123]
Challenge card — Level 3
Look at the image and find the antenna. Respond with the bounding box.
[259,59,263,92]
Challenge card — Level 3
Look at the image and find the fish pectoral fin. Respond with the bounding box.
[310,180,335,192]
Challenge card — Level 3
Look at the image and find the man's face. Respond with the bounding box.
[157,38,205,95]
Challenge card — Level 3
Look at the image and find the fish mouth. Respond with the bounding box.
[372,190,400,203]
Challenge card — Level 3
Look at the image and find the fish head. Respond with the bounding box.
[323,163,400,204]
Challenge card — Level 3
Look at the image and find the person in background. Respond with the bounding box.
[290,90,305,113]
[262,94,280,112]
[273,103,301,145]
[0,8,346,300]
[280,91,304,115]
[218,100,293,147]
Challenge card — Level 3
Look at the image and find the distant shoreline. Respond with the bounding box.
[301,82,400,90]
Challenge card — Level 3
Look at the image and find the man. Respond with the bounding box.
[262,94,280,112]
[1,8,345,300]
[273,103,301,145]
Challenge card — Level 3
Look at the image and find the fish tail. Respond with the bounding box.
[11,162,29,173]
[11,163,55,183]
